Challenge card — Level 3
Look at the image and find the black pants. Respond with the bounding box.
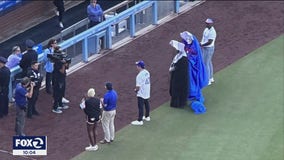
[0,92,9,117]
[45,72,52,93]
[137,97,150,121]
[53,0,64,22]
[53,82,65,110]
[27,86,40,117]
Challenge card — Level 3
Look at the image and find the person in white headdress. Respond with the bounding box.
[168,40,189,108]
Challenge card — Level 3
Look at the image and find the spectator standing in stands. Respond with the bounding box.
[43,39,57,94]
[15,77,34,136]
[26,61,43,118]
[200,18,217,85]
[87,0,104,28]
[100,82,118,144]
[19,39,38,78]
[81,88,101,151]
[0,57,11,118]
[53,0,65,28]
[6,46,23,101]
[6,46,22,69]
[131,60,151,126]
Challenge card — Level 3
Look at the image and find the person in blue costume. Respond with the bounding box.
[180,31,208,114]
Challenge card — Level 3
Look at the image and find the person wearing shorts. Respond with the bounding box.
[81,88,101,151]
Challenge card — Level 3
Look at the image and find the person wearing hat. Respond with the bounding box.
[0,56,11,118]
[131,60,151,126]
[100,82,118,144]
[81,88,101,151]
[168,40,189,108]
[200,18,217,85]
[14,77,34,136]
[26,61,43,118]
[19,39,38,78]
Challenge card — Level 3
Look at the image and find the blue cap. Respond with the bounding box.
[105,82,113,90]
[25,39,35,48]
[0,56,7,63]
[135,60,145,69]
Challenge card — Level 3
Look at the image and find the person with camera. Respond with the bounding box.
[51,50,70,114]
[26,61,43,118]
[14,77,34,136]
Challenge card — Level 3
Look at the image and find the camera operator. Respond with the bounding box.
[15,77,34,136]
[26,61,43,118]
[51,49,71,114]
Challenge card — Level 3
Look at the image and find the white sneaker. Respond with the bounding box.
[208,81,211,86]
[58,105,69,110]
[210,78,215,83]
[131,120,143,125]
[142,116,151,121]
[59,22,64,28]
[62,97,70,103]
[85,145,98,151]
[55,11,59,16]
[52,109,62,114]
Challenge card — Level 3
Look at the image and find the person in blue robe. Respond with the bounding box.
[180,31,208,114]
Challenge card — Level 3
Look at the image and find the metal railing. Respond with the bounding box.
[8,0,204,101]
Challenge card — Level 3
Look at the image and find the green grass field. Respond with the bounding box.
[72,35,284,160]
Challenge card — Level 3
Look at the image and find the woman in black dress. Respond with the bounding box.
[169,40,189,108]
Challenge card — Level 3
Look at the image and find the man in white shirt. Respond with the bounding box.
[200,18,217,85]
[131,60,151,126]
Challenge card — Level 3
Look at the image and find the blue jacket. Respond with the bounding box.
[103,90,118,111]
[43,48,54,73]
[87,4,103,22]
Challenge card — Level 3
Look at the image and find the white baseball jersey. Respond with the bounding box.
[136,69,150,99]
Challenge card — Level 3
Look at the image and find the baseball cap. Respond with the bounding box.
[105,82,113,90]
[25,39,35,48]
[0,56,7,63]
[205,18,214,24]
[135,60,145,69]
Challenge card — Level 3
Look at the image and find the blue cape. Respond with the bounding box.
[183,35,208,102]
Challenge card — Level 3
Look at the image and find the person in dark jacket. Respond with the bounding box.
[168,40,189,108]
[19,39,38,78]
[26,61,43,118]
[53,0,65,28]
[51,50,69,114]
[0,57,11,118]
[81,88,101,151]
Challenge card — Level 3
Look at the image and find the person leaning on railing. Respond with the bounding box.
[87,0,104,28]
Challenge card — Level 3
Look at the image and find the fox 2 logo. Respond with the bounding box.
[13,136,46,150]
